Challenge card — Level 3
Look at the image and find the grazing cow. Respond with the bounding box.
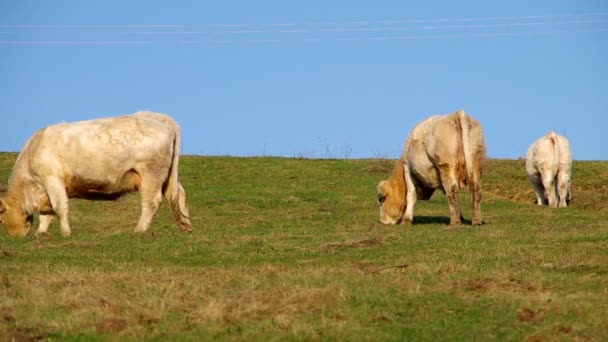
[377,110,486,226]
[0,111,192,237]
[525,131,572,208]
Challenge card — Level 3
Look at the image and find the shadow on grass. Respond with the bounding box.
[413,216,475,226]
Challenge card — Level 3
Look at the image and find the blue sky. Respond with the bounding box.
[1,1,607,160]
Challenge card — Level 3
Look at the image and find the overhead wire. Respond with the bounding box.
[0,12,606,45]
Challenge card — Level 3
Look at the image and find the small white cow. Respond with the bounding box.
[525,131,572,208]
[377,110,486,226]
[0,111,192,237]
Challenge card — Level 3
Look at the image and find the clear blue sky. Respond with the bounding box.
[1,1,607,160]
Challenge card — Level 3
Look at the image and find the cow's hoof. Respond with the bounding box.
[60,231,71,238]
[35,231,52,240]
[180,225,193,233]
[472,219,483,226]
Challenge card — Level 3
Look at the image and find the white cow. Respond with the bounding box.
[377,110,486,226]
[0,111,192,237]
[525,131,572,208]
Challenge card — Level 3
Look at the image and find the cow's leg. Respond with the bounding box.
[469,180,482,225]
[43,177,71,237]
[35,214,55,238]
[134,177,164,233]
[446,184,461,226]
[468,161,483,225]
[402,161,416,225]
[164,181,192,232]
[556,171,570,208]
[528,172,545,205]
[403,190,416,225]
[439,165,461,226]
[541,174,557,208]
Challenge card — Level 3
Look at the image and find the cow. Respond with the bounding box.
[525,131,572,208]
[0,111,192,238]
[376,110,486,226]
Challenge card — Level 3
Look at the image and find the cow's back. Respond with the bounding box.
[555,135,572,167]
[404,113,479,188]
[403,115,446,188]
[25,114,176,194]
[526,132,562,175]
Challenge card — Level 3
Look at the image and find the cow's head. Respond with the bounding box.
[376,180,406,225]
[0,198,33,237]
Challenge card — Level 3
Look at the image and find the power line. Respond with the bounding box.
[181,28,608,45]
[211,19,608,35]
[1,12,607,46]
[207,12,608,28]
[0,41,151,45]
[0,24,183,29]
[2,12,607,30]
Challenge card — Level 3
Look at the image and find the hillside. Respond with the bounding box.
[1,153,607,341]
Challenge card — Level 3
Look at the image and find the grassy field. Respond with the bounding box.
[1,152,607,341]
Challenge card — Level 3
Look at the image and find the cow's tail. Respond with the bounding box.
[547,130,560,167]
[457,110,474,185]
[164,119,192,232]
[547,130,562,200]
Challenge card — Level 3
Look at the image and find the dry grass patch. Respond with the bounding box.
[322,236,385,250]
[361,159,394,173]
[196,284,346,326]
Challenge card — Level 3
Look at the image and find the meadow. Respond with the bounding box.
[0,152,607,341]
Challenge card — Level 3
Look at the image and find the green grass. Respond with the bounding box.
[1,153,607,341]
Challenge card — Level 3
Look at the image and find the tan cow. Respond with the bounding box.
[0,111,192,237]
[525,131,571,208]
[377,110,485,226]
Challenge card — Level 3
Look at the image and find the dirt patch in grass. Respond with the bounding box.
[1,307,15,325]
[517,307,544,323]
[3,326,55,342]
[523,324,575,342]
[361,160,394,174]
[322,237,385,250]
[95,317,128,333]
[0,249,14,260]
[35,241,101,249]
[460,277,542,295]
[196,284,345,325]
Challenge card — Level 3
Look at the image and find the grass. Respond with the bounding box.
[1,153,607,341]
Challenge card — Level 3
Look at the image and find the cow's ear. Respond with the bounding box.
[377,181,389,202]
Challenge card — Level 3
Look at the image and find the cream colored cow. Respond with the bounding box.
[377,110,486,226]
[525,131,572,208]
[0,111,192,237]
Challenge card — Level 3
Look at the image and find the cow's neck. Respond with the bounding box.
[4,178,46,215]
[3,135,50,215]
[388,160,406,201]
